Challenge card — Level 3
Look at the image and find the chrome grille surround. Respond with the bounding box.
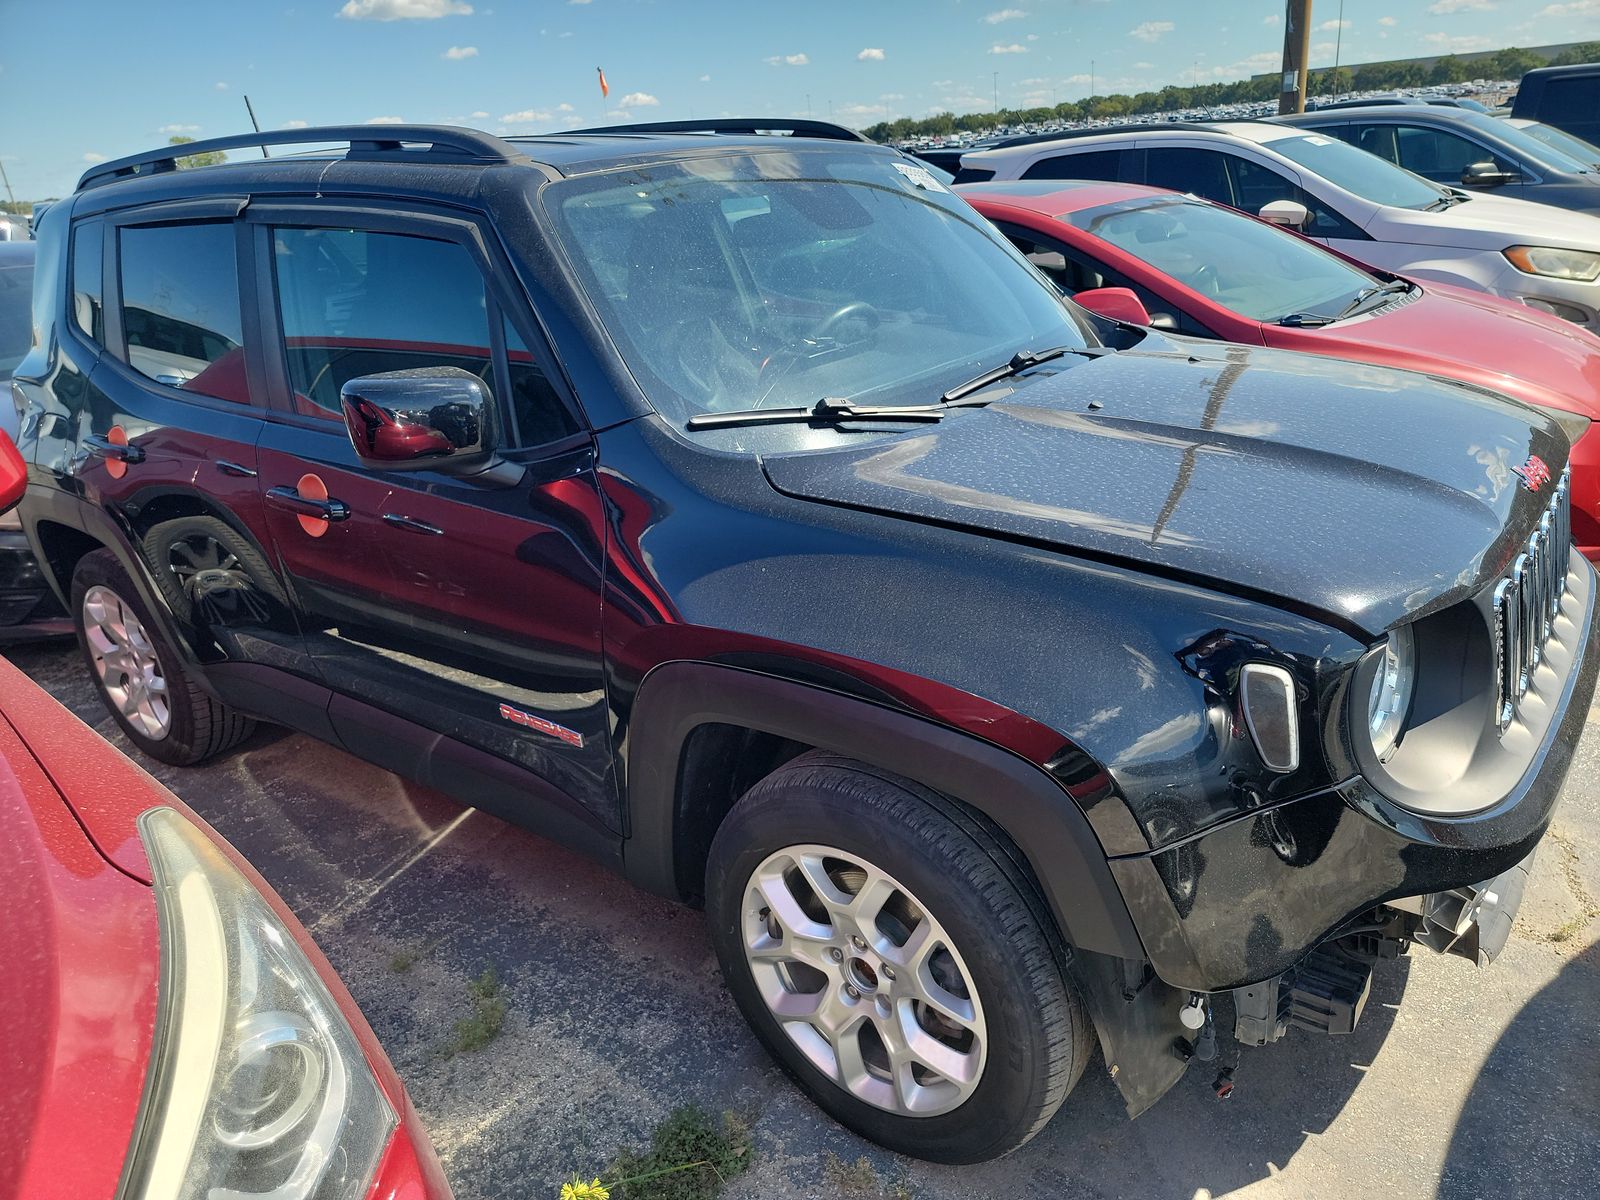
[1493,466,1573,733]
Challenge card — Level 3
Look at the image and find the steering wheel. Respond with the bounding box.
[1189,263,1222,298]
[814,300,881,341]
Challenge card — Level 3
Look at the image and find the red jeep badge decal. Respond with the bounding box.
[1512,455,1551,493]
[498,703,584,748]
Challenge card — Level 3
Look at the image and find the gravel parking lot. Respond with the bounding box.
[9,638,1599,1200]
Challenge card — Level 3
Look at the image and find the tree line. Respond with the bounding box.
[863,42,1600,143]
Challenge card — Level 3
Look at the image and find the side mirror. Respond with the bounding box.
[1258,199,1311,230]
[0,429,25,514]
[341,366,496,474]
[1073,286,1152,326]
[1461,161,1519,187]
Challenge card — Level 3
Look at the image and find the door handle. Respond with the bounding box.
[215,459,258,478]
[84,434,146,464]
[266,485,351,522]
[380,513,444,536]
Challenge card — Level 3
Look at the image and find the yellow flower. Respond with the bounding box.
[559,1178,610,1200]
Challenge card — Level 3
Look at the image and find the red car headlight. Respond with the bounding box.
[120,808,396,1200]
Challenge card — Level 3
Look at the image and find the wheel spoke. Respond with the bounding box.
[753,871,832,945]
[910,962,979,1031]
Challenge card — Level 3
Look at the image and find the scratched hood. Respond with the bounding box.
[761,337,1571,637]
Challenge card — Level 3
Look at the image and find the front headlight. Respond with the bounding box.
[123,808,396,1200]
[1503,245,1600,282]
[1367,626,1416,761]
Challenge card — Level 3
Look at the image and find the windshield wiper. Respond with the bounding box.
[1425,191,1466,211]
[1277,312,1335,328]
[686,396,952,431]
[940,345,1095,403]
[1331,279,1411,321]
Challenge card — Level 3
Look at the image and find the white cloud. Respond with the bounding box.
[338,0,472,18]
[499,109,551,123]
[983,7,1027,22]
[698,73,711,82]
[284,119,310,128]
[857,47,885,61]
[1427,0,1494,11]
[1129,20,1174,42]
[1318,18,1351,30]
[618,91,659,107]
[470,110,489,118]
[1422,31,1495,49]
[1263,12,1280,24]
[1132,61,1154,70]
[568,0,591,4]
[557,102,575,112]
[765,52,809,66]
[159,123,200,134]
[1539,0,1596,12]
[880,92,905,101]
[366,115,406,123]
[82,152,106,163]
[1378,15,1399,25]
[214,81,229,90]
[837,102,890,123]
[442,44,477,58]
[989,43,1029,54]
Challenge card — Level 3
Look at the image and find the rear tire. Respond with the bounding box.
[71,548,254,765]
[705,750,1089,1163]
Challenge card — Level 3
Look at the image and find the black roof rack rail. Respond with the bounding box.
[984,121,1225,151]
[78,124,529,192]
[564,118,873,144]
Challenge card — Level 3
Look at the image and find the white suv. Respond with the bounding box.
[958,121,1600,331]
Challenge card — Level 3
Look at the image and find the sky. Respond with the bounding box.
[1,0,1596,198]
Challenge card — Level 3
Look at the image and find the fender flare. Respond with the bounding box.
[620,660,1147,961]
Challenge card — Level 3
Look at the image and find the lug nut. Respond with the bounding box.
[851,935,868,951]
[829,948,844,962]
[845,985,860,1000]
[882,966,896,981]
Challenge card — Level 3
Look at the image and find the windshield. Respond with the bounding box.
[543,150,1088,423]
[1513,119,1600,168]
[0,253,33,379]
[1067,195,1378,323]
[1453,110,1594,173]
[1269,133,1448,210]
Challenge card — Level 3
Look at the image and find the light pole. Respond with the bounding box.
[993,70,999,114]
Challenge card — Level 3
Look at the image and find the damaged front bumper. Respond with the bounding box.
[1233,848,1536,1048]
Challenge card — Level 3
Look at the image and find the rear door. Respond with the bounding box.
[71,203,301,671]
[248,201,616,828]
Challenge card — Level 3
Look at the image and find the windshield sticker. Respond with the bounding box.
[1303,135,1334,146]
[893,161,948,192]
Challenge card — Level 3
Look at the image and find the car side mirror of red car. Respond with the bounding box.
[340,367,498,476]
[0,429,25,515]
[1074,287,1153,327]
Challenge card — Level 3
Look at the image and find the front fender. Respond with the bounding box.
[620,659,1147,962]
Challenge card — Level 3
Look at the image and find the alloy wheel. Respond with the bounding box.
[81,583,172,739]
[741,843,987,1117]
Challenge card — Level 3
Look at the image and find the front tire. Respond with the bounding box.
[706,751,1089,1163]
[71,548,254,765]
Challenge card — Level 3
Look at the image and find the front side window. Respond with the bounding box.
[119,222,247,402]
[1266,133,1447,210]
[543,150,1088,424]
[1394,126,1509,183]
[272,228,492,423]
[1066,194,1378,324]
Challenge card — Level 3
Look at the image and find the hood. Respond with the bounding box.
[1275,281,1600,418]
[762,336,1570,638]
[1381,190,1600,251]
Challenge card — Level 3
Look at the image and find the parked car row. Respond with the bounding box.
[3,112,1597,1172]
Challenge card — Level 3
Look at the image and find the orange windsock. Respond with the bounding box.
[597,67,609,98]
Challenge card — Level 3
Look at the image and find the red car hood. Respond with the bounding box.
[0,707,159,1200]
[1270,281,1600,419]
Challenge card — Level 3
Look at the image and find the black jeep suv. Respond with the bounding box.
[11,122,1596,1163]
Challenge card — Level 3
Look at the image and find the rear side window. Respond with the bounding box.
[1540,77,1595,127]
[1022,149,1125,182]
[118,222,247,403]
[271,228,492,423]
[71,222,104,346]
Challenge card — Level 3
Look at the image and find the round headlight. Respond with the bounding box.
[1368,626,1416,760]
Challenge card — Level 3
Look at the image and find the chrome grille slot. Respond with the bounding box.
[1493,466,1573,733]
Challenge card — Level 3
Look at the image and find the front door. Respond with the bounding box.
[248,205,615,828]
